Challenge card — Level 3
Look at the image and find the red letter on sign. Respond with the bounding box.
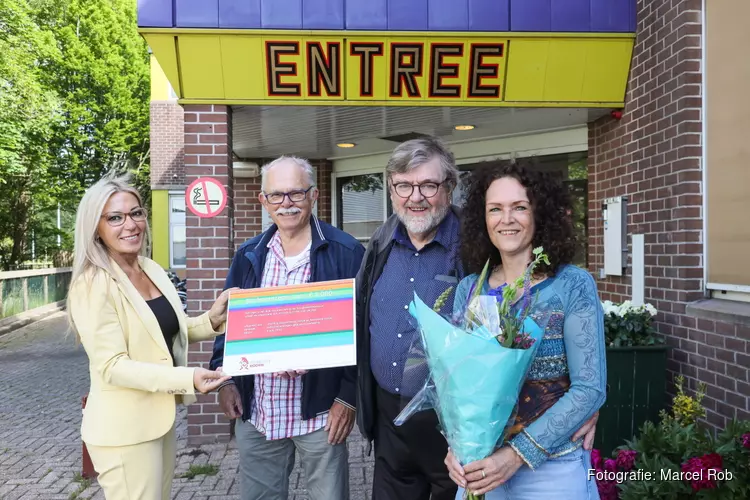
[390,43,424,98]
[266,41,301,96]
[350,42,384,97]
[307,41,342,97]
[468,43,504,98]
[429,43,464,98]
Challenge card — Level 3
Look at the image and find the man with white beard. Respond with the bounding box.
[355,137,464,500]
[354,136,600,500]
[210,156,365,500]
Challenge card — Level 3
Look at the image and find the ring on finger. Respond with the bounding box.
[481,469,486,479]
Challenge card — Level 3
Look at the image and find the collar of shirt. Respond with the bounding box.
[392,209,459,251]
[266,230,311,268]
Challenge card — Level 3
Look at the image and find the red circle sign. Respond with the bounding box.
[185,177,228,218]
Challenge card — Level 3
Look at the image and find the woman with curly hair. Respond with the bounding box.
[444,160,606,499]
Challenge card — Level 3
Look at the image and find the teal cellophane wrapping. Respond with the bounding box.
[395,292,548,466]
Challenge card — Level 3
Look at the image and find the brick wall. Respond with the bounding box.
[150,101,185,188]
[314,159,333,224]
[234,177,263,249]
[589,0,749,429]
[183,105,235,445]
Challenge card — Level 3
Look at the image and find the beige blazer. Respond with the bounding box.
[69,256,222,447]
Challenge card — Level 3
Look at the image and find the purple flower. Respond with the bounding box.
[681,453,723,492]
[604,458,617,472]
[596,479,619,500]
[591,449,603,471]
[616,449,637,472]
[742,433,750,449]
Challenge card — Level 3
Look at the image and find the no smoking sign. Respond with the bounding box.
[186,177,228,218]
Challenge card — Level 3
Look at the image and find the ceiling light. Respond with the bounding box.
[454,124,475,131]
[337,142,356,148]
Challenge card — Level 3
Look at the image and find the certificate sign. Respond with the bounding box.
[222,279,356,376]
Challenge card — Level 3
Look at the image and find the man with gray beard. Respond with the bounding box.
[354,137,601,500]
[210,156,365,500]
[355,136,463,500]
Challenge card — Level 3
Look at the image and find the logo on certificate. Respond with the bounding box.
[239,357,250,371]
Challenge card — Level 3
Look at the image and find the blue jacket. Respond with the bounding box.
[209,216,365,421]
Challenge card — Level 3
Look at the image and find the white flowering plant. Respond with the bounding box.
[602,300,663,347]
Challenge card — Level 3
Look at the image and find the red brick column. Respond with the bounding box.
[183,105,234,444]
[234,177,263,249]
[314,159,333,224]
[589,0,749,428]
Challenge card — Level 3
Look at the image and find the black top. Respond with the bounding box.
[146,295,180,365]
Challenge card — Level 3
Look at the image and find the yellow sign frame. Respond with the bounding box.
[141,29,635,108]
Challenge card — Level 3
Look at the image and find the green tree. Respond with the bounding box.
[0,0,150,270]
[0,0,62,269]
[37,0,151,208]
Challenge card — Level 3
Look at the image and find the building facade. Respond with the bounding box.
[140,0,750,445]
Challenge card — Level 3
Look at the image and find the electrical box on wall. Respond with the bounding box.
[603,196,628,276]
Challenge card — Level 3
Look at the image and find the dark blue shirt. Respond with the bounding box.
[369,211,461,397]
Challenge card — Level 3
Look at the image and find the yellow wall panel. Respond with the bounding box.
[504,39,548,101]
[151,190,170,269]
[178,35,225,99]
[220,36,265,100]
[144,34,181,97]
[150,55,171,101]
[506,38,634,103]
[581,40,634,102]
[543,40,587,101]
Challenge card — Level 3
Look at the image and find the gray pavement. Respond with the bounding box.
[0,313,374,499]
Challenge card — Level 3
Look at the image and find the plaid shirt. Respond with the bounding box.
[250,231,328,440]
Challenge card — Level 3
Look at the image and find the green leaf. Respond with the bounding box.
[0,0,150,269]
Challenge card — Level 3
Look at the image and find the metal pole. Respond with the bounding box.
[57,203,61,247]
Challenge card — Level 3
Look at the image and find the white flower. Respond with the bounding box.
[601,300,658,317]
[601,300,619,315]
[618,300,633,316]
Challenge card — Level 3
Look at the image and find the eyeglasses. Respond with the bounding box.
[391,181,443,199]
[101,208,148,227]
[263,186,315,205]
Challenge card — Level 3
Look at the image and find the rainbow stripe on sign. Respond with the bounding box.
[223,279,357,375]
[225,331,354,355]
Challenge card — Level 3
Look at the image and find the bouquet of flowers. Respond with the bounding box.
[395,248,553,500]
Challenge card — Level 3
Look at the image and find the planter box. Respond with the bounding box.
[593,345,669,456]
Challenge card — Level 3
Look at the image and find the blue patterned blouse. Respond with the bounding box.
[452,264,607,470]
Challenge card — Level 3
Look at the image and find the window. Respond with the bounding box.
[335,173,386,242]
[169,194,186,268]
[705,0,750,294]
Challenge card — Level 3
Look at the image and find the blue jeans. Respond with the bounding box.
[456,448,600,500]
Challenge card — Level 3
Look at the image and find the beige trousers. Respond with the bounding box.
[86,425,176,500]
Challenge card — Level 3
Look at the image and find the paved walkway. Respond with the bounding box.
[0,314,374,499]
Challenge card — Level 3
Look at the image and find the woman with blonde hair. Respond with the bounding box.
[67,174,235,499]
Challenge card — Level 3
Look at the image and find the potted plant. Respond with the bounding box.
[592,376,750,500]
[594,300,668,456]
